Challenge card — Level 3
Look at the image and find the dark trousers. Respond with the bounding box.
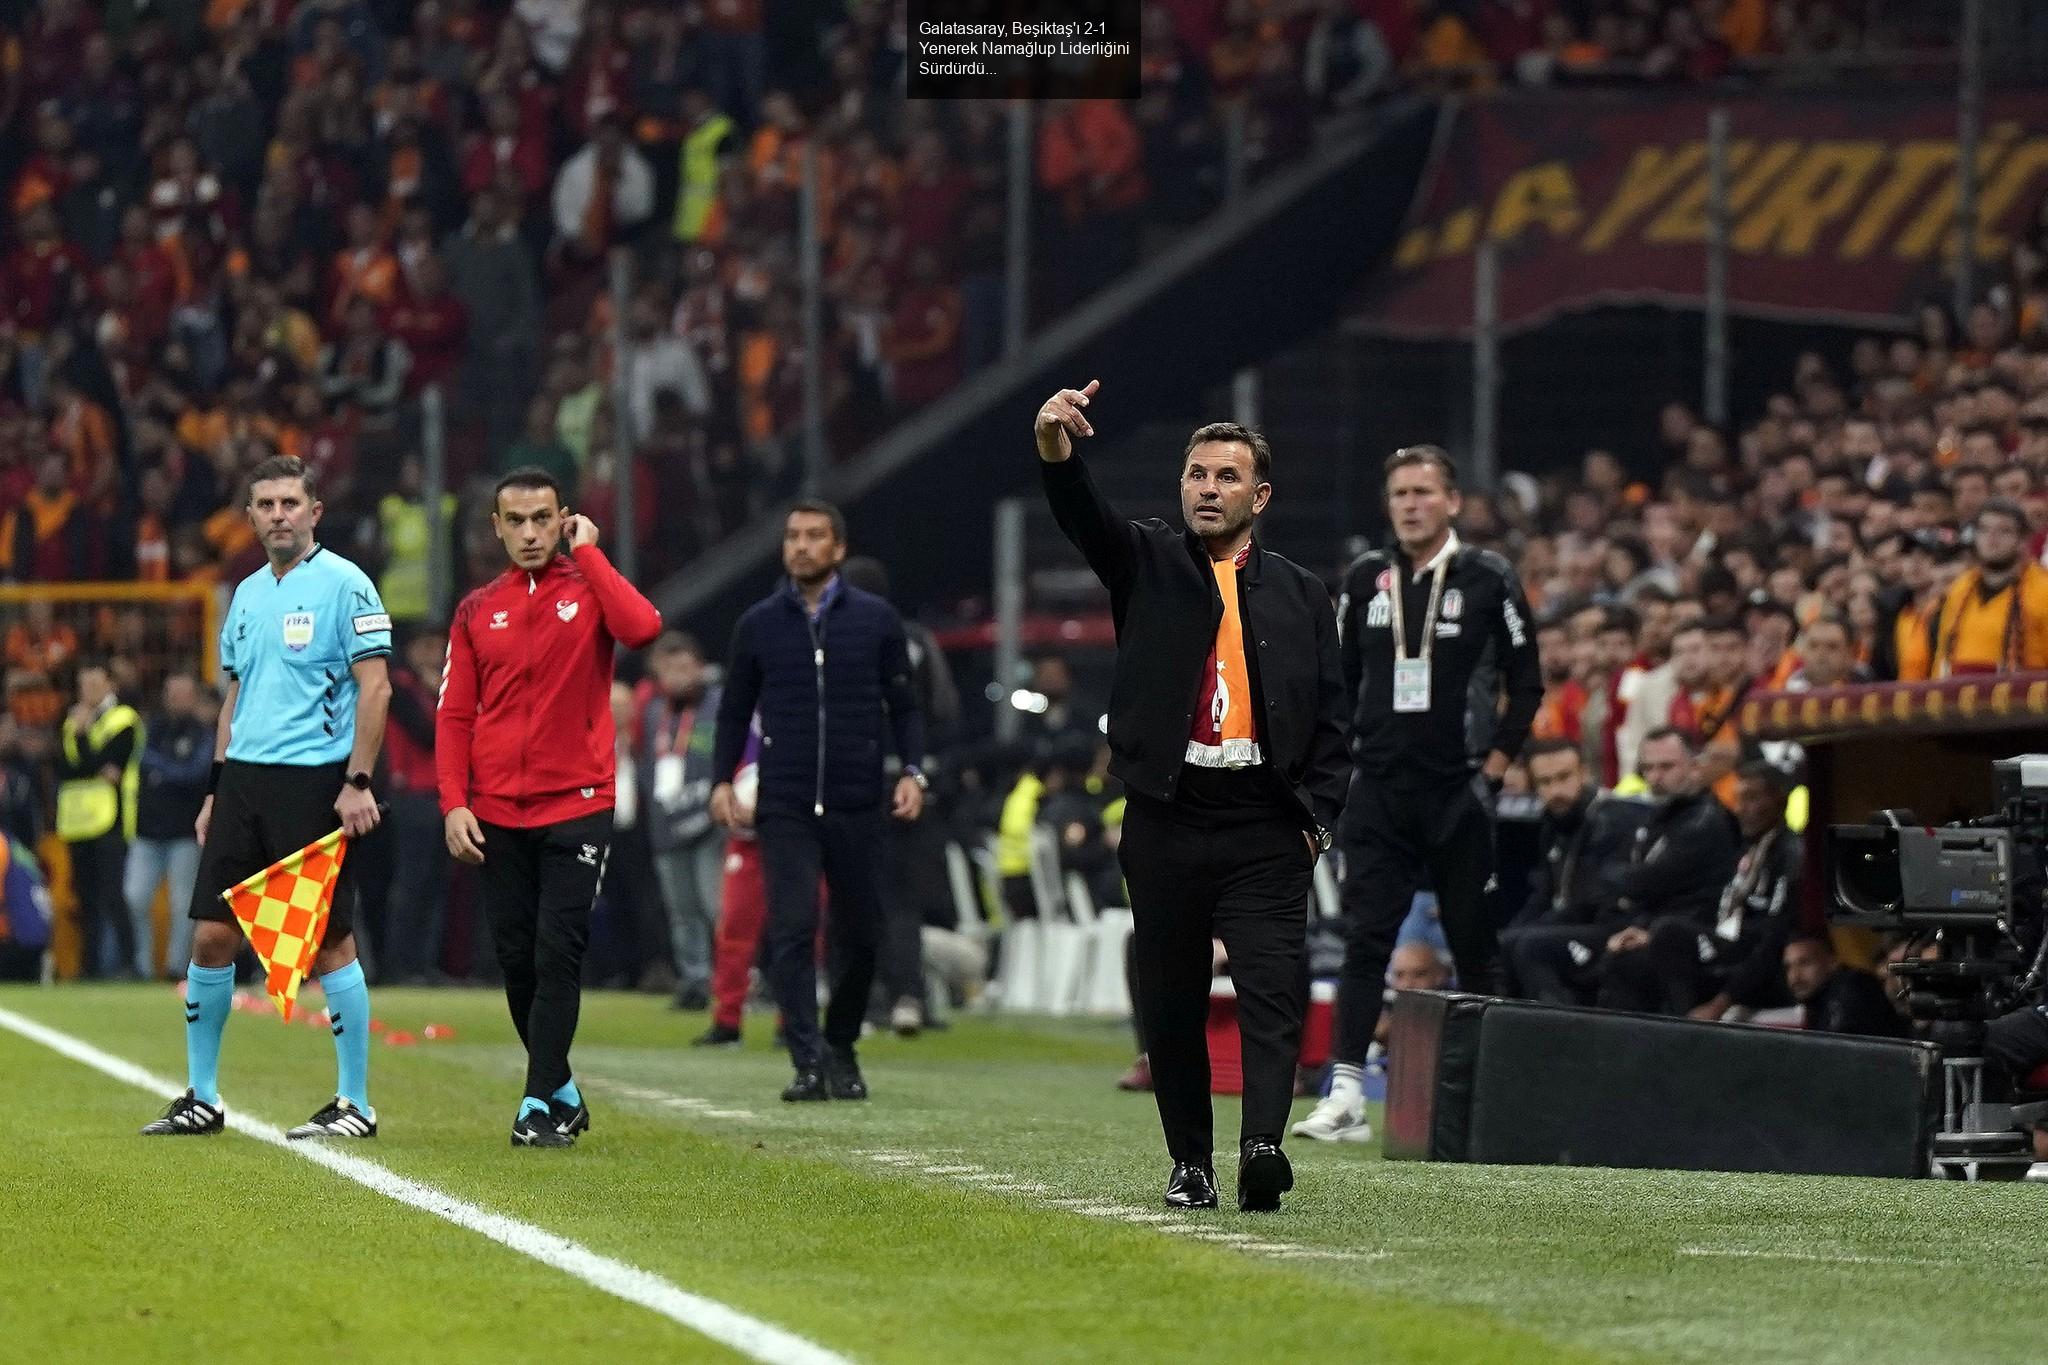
[758,806,887,1069]
[1503,919,1611,1005]
[1119,801,1312,1167]
[1335,774,1497,1062]
[69,833,127,978]
[478,812,613,1100]
[1596,915,1709,1015]
[381,791,449,982]
[1985,1004,2048,1092]
[1598,916,1791,1016]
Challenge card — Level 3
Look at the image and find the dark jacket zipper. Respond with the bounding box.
[806,601,827,816]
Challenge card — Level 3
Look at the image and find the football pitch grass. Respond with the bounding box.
[3,985,2040,1364]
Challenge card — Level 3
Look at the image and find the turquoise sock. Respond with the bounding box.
[519,1096,552,1121]
[184,963,235,1107]
[552,1079,582,1108]
[319,961,371,1113]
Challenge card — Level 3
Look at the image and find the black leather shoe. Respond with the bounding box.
[781,1068,830,1102]
[824,1047,869,1101]
[1164,1162,1219,1209]
[1237,1138,1294,1212]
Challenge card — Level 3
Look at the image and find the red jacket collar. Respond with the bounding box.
[499,551,574,592]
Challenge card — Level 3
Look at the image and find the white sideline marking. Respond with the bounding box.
[590,1080,761,1123]
[1678,1247,1943,1268]
[0,1006,852,1365]
[850,1148,1381,1266]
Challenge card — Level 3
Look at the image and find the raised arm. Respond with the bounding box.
[564,517,663,648]
[1036,380,1140,604]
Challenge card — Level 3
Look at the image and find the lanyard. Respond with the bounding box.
[655,702,695,759]
[1389,549,1452,664]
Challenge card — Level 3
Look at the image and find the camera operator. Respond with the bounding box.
[1500,739,1645,1002]
[1783,935,1908,1039]
[1986,1002,2048,1168]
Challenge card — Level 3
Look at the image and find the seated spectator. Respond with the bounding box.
[1501,738,1646,1002]
[1783,934,1908,1039]
[1925,500,2048,677]
[1642,761,1804,1021]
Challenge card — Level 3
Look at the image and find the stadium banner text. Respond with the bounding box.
[1353,91,2048,337]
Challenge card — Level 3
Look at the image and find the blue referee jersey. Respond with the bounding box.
[220,545,393,766]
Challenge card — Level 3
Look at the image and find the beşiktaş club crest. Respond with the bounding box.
[556,599,579,623]
[1441,588,1463,620]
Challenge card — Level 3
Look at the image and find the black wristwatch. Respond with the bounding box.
[347,771,374,792]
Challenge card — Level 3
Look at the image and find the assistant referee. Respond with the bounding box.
[141,456,392,1141]
[437,469,662,1147]
[1293,445,1541,1145]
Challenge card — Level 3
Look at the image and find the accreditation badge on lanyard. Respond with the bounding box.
[1389,552,1451,714]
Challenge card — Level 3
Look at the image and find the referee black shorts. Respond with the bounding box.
[190,759,360,944]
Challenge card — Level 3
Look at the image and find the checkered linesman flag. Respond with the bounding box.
[220,827,349,1021]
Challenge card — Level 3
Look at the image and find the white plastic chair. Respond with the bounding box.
[1070,872,1135,1017]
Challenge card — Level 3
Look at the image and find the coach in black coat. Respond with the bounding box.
[1036,379,1348,1214]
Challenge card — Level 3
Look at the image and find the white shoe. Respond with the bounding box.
[890,998,922,1037]
[1290,1093,1373,1143]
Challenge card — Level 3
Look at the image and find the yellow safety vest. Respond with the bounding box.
[58,703,143,842]
[996,774,1044,878]
[673,113,734,242]
[378,492,457,622]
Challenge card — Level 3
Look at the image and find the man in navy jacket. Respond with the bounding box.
[711,499,927,1102]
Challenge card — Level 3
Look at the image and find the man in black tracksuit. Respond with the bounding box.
[1295,446,1541,1144]
[1036,380,1349,1214]
[1500,738,1647,1000]
[1625,759,1802,1019]
[1588,727,1742,1010]
[711,500,927,1103]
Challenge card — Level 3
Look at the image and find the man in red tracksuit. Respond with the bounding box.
[436,468,663,1148]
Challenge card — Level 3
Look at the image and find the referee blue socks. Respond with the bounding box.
[320,961,372,1113]
[552,1079,582,1109]
[184,962,235,1107]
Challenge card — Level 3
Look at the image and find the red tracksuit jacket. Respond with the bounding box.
[437,545,663,828]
